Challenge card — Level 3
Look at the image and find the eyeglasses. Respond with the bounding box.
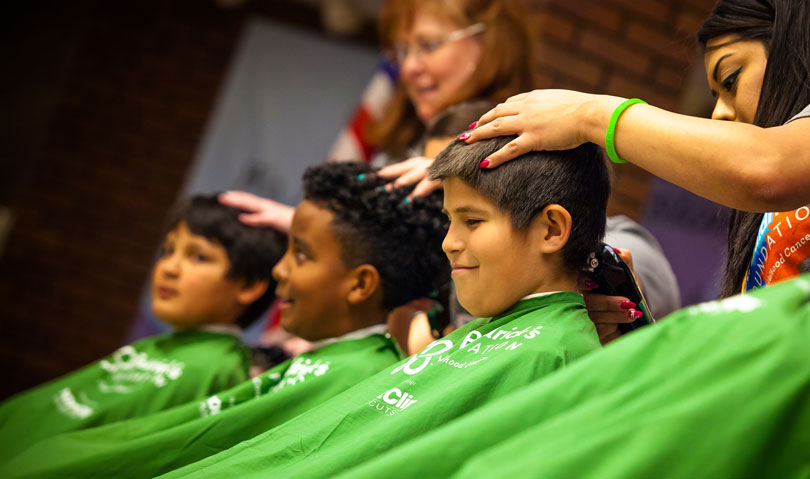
[390,22,486,64]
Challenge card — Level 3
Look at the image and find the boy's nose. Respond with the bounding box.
[441,231,463,255]
[158,255,180,278]
[271,255,288,283]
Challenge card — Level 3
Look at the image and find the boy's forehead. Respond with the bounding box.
[165,221,222,248]
[292,200,339,241]
[442,177,496,212]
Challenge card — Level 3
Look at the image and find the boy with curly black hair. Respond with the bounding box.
[2,163,449,478]
[0,195,285,463]
[155,137,608,479]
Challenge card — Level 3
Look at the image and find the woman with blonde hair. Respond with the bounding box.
[221,0,535,228]
[369,0,534,160]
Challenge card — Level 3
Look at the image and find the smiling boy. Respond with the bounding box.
[1,163,450,478]
[0,195,284,463]
[158,136,608,479]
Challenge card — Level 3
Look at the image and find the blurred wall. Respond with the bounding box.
[0,0,375,399]
[532,0,716,219]
[0,0,718,398]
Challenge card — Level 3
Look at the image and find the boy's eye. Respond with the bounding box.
[464,218,483,227]
[721,68,741,91]
[159,245,173,257]
[292,247,308,264]
[191,253,209,263]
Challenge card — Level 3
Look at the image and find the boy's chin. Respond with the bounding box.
[156,314,204,330]
[458,300,497,319]
[458,295,519,319]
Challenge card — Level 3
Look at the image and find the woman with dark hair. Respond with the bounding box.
[466,0,810,301]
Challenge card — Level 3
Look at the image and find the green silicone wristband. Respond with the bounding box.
[605,98,647,164]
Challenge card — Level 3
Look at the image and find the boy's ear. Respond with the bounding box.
[236,279,270,306]
[530,204,572,254]
[346,264,381,305]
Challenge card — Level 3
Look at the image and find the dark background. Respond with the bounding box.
[0,0,717,399]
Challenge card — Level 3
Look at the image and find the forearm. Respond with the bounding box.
[580,96,810,212]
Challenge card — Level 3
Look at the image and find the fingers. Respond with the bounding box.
[614,247,635,271]
[480,138,533,168]
[583,292,643,324]
[409,178,442,198]
[595,323,623,345]
[219,191,269,212]
[378,157,427,178]
[589,309,640,325]
[504,91,531,103]
[463,115,533,168]
[613,247,644,292]
[237,212,272,226]
[235,202,294,233]
[475,101,523,128]
[393,165,427,186]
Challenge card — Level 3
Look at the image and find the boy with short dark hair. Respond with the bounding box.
[0,195,285,462]
[158,137,609,479]
[1,163,449,478]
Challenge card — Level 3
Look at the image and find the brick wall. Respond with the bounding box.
[0,0,248,398]
[532,0,716,219]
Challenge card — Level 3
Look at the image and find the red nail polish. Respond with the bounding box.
[620,300,636,310]
[458,132,471,141]
[584,279,598,290]
[628,309,643,319]
[479,159,490,168]
[468,121,477,129]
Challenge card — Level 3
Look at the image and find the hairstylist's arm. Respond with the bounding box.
[218,191,294,233]
[466,89,810,212]
[377,156,442,198]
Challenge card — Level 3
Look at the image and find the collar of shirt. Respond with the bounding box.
[310,323,388,350]
[520,291,582,301]
[198,324,243,339]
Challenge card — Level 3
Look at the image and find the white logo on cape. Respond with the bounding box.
[99,345,185,388]
[688,295,762,315]
[198,359,328,417]
[390,325,543,376]
[53,388,95,419]
[368,387,418,416]
[270,357,329,392]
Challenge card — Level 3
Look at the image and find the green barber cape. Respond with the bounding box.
[340,276,810,479]
[161,292,601,478]
[1,331,402,479]
[0,330,249,464]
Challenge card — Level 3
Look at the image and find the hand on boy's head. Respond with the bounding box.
[464,89,597,168]
[377,157,442,198]
[218,191,294,233]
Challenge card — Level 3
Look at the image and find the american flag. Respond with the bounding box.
[327,59,398,163]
